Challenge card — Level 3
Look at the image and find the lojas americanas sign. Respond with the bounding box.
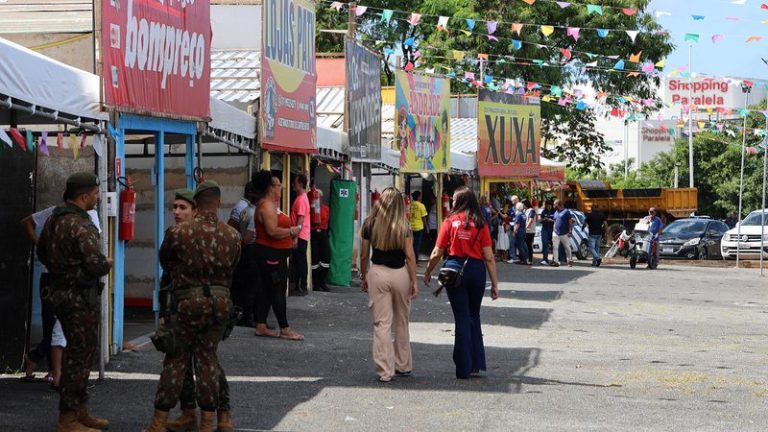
[477,89,541,177]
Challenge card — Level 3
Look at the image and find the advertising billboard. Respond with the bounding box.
[345,40,381,162]
[477,89,541,178]
[394,70,450,173]
[101,0,211,120]
[261,0,317,153]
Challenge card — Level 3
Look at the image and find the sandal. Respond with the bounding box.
[279,329,304,341]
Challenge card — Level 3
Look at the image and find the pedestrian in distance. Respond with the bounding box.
[290,174,311,296]
[144,181,240,432]
[360,188,419,382]
[250,171,304,341]
[585,204,608,267]
[539,200,556,265]
[408,190,428,261]
[164,189,234,432]
[310,187,331,292]
[37,172,113,432]
[228,181,259,327]
[551,200,574,267]
[523,199,536,265]
[512,202,529,265]
[424,186,500,379]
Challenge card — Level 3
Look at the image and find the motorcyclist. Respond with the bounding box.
[643,208,664,261]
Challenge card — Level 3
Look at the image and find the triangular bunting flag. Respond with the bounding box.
[540,25,554,37]
[559,48,572,61]
[622,8,637,16]
[684,33,700,43]
[556,2,571,8]
[629,51,642,63]
[626,30,639,43]
[614,60,625,70]
[381,10,393,24]
[746,36,763,43]
[26,129,34,152]
[57,131,63,151]
[408,13,421,26]
[354,5,367,16]
[511,40,522,50]
[692,15,705,20]
[712,34,725,43]
[40,132,50,156]
[9,128,27,151]
[487,21,497,35]
[69,133,78,159]
[567,27,580,41]
[466,19,475,31]
[655,59,666,68]
[511,23,524,35]
[597,29,609,38]
[452,50,465,60]
[437,16,449,31]
[587,5,603,15]
[521,0,536,4]
[0,129,12,147]
[329,2,343,11]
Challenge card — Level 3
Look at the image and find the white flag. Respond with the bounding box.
[0,129,11,147]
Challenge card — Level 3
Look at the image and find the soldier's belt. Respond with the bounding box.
[174,285,230,301]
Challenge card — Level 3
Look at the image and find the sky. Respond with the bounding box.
[648,0,768,79]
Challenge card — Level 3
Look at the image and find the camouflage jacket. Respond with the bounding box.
[160,212,241,291]
[37,204,110,290]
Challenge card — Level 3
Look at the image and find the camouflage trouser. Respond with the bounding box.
[179,358,230,411]
[154,295,230,412]
[56,301,99,412]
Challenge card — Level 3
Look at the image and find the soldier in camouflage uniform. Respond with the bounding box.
[37,172,113,432]
[144,181,241,432]
[165,189,233,432]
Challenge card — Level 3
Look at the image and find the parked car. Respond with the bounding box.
[533,209,590,260]
[658,218,728,260]
[720,209,768,259]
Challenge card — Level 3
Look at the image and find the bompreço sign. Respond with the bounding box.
[101,0,211,120]
[477,89,541,178]
[345,40,381,162]
[261,0,317,153]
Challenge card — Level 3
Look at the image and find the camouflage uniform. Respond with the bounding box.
[154,211,240,412]
[37,203,110,412]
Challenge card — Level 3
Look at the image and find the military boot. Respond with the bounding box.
[166,408,198,432]
[142,409,169,432]
[56,410,99,432]
[76,405,109,430]
[217,410,234,432]
[199,410,216,432]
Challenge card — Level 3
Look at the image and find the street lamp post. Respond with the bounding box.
[688,43,695,188]
[737,83,752,268]
[674,162,681,188]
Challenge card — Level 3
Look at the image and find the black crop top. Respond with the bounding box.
[361,223,408,269]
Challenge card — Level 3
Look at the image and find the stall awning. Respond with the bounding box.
[0,36,105,122]
[317,125,348,162]
[204,97,257,154]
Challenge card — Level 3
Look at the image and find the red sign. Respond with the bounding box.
[260,0,317,153]
[102,0,211,120]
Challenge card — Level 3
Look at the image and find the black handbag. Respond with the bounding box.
[434,258,469,297]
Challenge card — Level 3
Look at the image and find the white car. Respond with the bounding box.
[533,210,591,260]
[720,209,768,259]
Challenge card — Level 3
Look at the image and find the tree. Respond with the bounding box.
[316,0,675,172]
[542,108,610,175]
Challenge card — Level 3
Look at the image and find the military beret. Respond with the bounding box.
[174,189,196,205]
[66,172,99,188]
[194,180,220,198]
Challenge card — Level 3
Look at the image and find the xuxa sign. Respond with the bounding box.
[260,0,317,153]
[477,89,541,177]
[102,0,211,120]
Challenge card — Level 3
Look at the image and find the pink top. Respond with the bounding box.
[291,193,311,241]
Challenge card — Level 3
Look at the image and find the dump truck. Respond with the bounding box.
[564,180,699,240]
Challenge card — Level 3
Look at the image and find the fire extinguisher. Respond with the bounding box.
[118,177,136,241]
[442,192,451,216]
[355,189,360,221]
[371,189,381,207]
[310,185,321,225]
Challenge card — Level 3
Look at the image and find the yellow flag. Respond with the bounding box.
[452,50,465,60]
[655,59,666,68]
[69,133,78,160]
[540,25,555,37]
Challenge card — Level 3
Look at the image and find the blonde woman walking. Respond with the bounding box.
[360,188,419,382]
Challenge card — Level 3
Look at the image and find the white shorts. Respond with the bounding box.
[51,319,67,348]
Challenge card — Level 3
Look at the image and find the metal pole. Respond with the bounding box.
[674,165,679,188]
[688,43,695,188]
[624,121,629,180]
[761,116,767,276]
[736,88,750,268]
[97,131,108,379]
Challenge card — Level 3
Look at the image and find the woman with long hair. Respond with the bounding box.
[250,170,304,341]
[360,188,418,382]
[424,186,499,379]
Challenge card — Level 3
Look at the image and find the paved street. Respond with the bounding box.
[1,261,767,431]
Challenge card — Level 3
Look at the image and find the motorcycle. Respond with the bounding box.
[628,222,659,270]
[605,229,634,259]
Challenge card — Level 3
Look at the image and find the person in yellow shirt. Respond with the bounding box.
[409,191,428,261]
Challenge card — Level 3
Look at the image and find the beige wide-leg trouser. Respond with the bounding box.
[367,264,413,381]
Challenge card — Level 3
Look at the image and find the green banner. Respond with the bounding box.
[328,180,357,286]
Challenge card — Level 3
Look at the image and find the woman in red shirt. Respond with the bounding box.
[360,188,418,382]
[424,186,499,379]
[250,170,304,341]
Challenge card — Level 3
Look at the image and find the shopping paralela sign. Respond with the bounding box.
[101,0,211,120]
[477,89,541,177]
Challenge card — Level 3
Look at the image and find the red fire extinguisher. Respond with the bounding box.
[119,177,136,241]
[371,189,381,207]
[442,192,451,216]
[310,185,321,225]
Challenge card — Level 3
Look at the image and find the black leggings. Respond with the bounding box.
[254,244,290,329]
[28,273,54,367]
[525,233,535,263]
[291,238,308,291]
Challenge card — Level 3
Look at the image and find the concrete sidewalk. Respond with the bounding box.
[1,261,767,431]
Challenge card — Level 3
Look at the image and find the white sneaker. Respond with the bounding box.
[540,260,549,265]
[506,259,516,264]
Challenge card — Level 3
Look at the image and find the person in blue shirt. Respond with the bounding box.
[539,201,556,265]
[511,202,529,264]
[647,207,664,239]
[551,199,574,267]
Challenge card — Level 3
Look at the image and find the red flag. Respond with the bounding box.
[57,132,63,151]
[9,128,27,151]
[80,132,87,149]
